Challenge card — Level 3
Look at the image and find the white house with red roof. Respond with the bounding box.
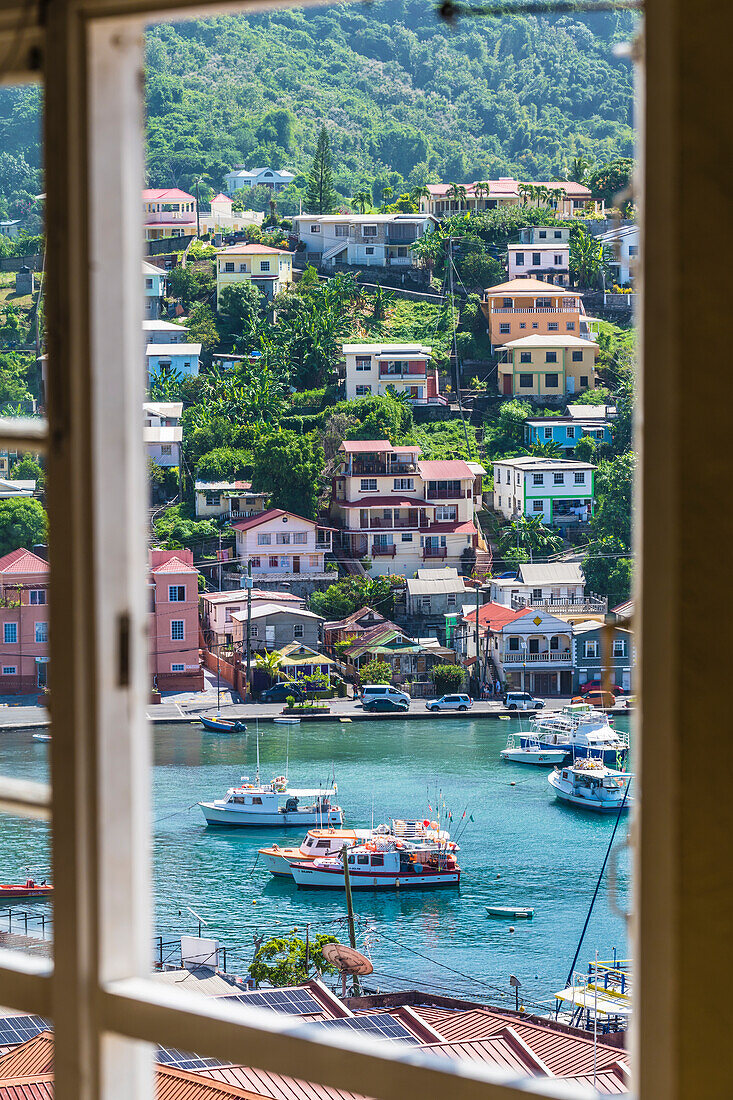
[215,242,293,304]
[149,549,203,692]
[330,441,485,576]
[0,547,49,695]
[342,342,444,405]
[489,606,574,696]
[142,188,197,241]
[198,193,263,237]
[231,509,333,581]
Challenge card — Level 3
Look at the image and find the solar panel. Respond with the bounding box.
[313,1013,418,1043]
[156,1047,228,1071]
[0,1016,51,1047]
[216,988,322,1015]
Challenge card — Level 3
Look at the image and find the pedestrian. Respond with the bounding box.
[495,678,501,698]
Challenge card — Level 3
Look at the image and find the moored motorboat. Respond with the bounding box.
[290,837,460,890]
[260,819,454,878]
[32,732,51,743]
[500,733,567,766]
[199,776,343,827]
[528,704,628,767]
[200,715,247,733]
[0,879,53,899]
[273,717,300,725]
[549,758,633,813]
[486,906,534,919]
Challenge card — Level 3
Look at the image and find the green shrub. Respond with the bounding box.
[361,660,391,684]
[432,663,464,695]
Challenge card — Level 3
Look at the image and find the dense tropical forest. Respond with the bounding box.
[0,1,635,216]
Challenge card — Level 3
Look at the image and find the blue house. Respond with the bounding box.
[524,406,615,452]
[571,620,634,694]
[146,341,202,382]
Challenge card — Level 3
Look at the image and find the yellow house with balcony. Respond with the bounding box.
[215,242,293,306]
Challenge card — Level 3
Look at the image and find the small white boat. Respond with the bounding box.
[259,819,453,878]
[32,732,51,743]
[530,704,628,767]
[549,758,633,813]
[290,837,460,890]
[501,733,567,766]
[486,906,534,919]
[199,776,343,827]
[273,717,300,725]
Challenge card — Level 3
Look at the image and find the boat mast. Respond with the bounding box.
[256,721,260,785]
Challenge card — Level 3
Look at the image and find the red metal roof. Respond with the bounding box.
[218,244,290,256]
[0,548,49,576]
[339,440,392,453]
[143,188,196,202]
[203,1066,368,1100]
[230,509,317,533]
[339,497,432,509]
[462,602,531,630]
[417,460,475,479]
[423,521,477,535]
[0,1077,54,1100]
[151,556,198,575]
[0,1035,53,1078]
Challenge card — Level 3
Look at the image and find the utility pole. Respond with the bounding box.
[304,923,310,976]
[195,177,202,239]
[474,581,481,700]
[341,844,361,996]
[245,561,253,699]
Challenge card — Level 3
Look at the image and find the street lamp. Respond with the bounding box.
[520,639,527,694]
[194,175,204,239]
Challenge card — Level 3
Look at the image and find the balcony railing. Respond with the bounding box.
[502,651,572,664]
[379,366,426,378]
[425,489,467,500]
[371,544,397,557]
[367,516,428,530]
[349,461,418,476]
[490,306,575,314]
[422,546,447,559]
[510,595,608,613]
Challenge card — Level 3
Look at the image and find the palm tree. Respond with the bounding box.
[384,384,411,406]
[569,228,614,288]
[446,183,468,212]
[254,650,284,680]
[371,284,394,322]
[380,185,394,205]
[529,440,563,459]
[149,363,184,401]
[409,184,431,207]
[472,181,491,209]
[498,515,564,562]
[351,189,372,214]
[569,156,594,185]
[409,227,446,272]
[518,183,535,207]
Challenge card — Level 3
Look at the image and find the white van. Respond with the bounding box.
[361,684,411,706]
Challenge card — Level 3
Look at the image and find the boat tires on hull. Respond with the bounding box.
[552,789,631,813]
[291,868,460,890]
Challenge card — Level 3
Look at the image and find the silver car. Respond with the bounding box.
[426,694,473,713]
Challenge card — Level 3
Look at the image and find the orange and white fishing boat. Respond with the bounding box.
[259,819,452,878]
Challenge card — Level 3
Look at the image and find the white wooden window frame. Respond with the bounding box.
[0,2,727,1100]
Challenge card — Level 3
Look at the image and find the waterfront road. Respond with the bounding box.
[0,694,632,730]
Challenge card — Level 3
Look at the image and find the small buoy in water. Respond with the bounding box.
[340,718,351,723]
[509,926,515,933]
[510,781,516,786]
[496,873,501,879]
[252,900,257,905]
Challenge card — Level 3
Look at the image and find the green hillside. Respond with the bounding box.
[0,2,635,217]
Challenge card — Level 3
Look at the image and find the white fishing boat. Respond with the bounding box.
[290,837,460,890]
[549,758,633,813]
[259,819,453,877]
[500,733,567,766]
[199,777,342,827]
[529,703,629,767]
[273,717,300,725]
[486,905,534,919]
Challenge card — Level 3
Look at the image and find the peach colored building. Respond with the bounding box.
[149,549,203,692]
[0,548,50,695]
[480,278,596,349]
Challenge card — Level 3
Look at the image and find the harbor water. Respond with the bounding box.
[0,715,631,1013]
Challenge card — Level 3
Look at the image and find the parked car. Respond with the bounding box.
[361,684,411,707]
[572,690,617,710]
[502,691,545,711]
[259,682,305,704]
[579,680,625,696]
[426,694,473,713]
[363,697,410,713]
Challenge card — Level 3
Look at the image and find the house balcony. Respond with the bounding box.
[425,489,468,500]
[502,650,572,664]
[315,541,331,551]
[367,517,430,530]
[489,307,574,314]
[379,366,426,378]
[422,546,447,560]
[371,544,397,557]
[510,595,608,613]
[349,460,418,476]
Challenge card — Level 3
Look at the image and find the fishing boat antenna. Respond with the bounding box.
[593,949,599,1088]
[256,723,260,785]
[286,728,290,784]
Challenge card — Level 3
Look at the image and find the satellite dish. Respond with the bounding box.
[322,943,373,976]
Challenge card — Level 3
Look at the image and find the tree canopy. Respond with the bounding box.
[0,498,47,557]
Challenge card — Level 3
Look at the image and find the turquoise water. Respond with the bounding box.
[0,716,631,1013]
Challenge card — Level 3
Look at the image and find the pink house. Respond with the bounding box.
[149,549,203,692]
[0,548,50,695]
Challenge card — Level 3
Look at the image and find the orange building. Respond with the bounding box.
[481,278,595,349]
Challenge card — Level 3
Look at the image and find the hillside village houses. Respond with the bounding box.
[230,603,324,653]
[231,508,333,582]
[507,226,571,284]
[405,567,467,619]
[493,456,596,527]
[496,334,599,398]
[142,187,197,241]
[198,193,263,237]
[142,260,166,318]
[293,213,436,269]
[143,402,182,469]
[149,549,203,692]
[572,619,634,694]
[0,478,36,501]
[322,606,394,650]
[342,343,444,404]
[330,440,485,575]
[146,338,201,381]
[524,407,615,452]
[418,178,604,220]
[0,548,50,694]
[481,278,597,349]
[215,242,293,304]
[194,479,269,521]
[144,318,189,345]
[490,607,575,696]
[224,166,296,195]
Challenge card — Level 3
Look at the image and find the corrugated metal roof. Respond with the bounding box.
[406,573,466,596]
[417,460,474,479]
[203,1066,368,1100]
[0,1034,53,1078]
[424,1035,542,1075]
[0,549,49,576]
[517,563,585,586]
[151,556,197,575]
[158,1065,266,1099]
[0,1076,54,1100]
[149,968,243,996]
